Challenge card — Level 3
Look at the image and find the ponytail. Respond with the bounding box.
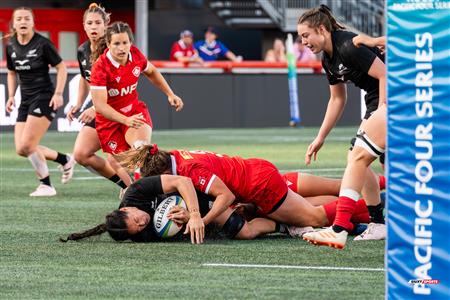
[298,4,345,32]
[59,210,131,242]
[59,223,107,242]
[90,36,107,63]
[115,144,171,177]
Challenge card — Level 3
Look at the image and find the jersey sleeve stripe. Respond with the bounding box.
[90,86,107,90]
[143,61,150,72]
[205,174,217,194]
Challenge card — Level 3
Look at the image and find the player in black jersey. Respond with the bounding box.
[297,5,387,249]
[66,3,132,192]
[60,175,299,243]
[6,7,74,197]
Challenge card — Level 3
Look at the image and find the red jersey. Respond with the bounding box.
[90,45,149,112]
[169,40,196,61]
[170,150,288,213]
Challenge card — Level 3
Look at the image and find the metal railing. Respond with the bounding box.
[257,0,384,35]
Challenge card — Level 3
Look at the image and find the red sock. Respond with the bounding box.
[323,201,337,226]
[379,175,386,190]
[351,199,370,224]
[334,196,357,231]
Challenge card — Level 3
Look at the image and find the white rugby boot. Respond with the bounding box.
[353,223,386,241]
[30,184,57,197]
[303,227,348,249]
[286,226,314,238]
[59,154,76,184]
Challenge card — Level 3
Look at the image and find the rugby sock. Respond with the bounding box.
[350,200,371,224]
[323,201,337,226]
[324,199,370,226]
[40,176,52,187]
[108,174,127,188]
[28,152,49,178]
[368,203,385,224]
[332,196,357,233]
[379,175,386,190]
[53,152,69,166]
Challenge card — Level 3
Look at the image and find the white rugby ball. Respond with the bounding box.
[153,195,187,238]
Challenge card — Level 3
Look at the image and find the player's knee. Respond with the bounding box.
[351,147,374,163]
[73,149,91,166]
[16,143,34,157]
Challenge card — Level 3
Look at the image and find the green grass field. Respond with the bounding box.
[0,127,385,299]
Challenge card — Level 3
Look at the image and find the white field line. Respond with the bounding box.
[73,176,104,180]
[203,263,384,272]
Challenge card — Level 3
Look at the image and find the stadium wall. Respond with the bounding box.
[0,71,362,131]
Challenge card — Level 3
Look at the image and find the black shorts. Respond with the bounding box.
[17,92,57,122]
[84,118,96,128]
[363,92,379,120]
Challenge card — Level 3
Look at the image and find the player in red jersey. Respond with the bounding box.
[89,21,183,156]
[116,145,371,236]
[66,4,132,192]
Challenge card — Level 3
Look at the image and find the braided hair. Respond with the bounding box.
[59,210,130,242]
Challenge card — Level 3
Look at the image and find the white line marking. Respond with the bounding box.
[73,176,104,180]
[203,263,384,272]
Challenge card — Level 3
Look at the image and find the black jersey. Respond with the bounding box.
[322,31,384,110]
[120,175,214,242]
[77,40,92,82]
[6,33,62,98]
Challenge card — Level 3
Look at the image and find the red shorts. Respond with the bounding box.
[242,159,288,215]
[282,172,299,193]
[96,101,153,154]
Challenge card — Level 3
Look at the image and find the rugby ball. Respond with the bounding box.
[153,195,187,238]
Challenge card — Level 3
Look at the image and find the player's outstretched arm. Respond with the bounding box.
[305,83,347,165]
[143,61,184,111]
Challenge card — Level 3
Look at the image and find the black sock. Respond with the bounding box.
[368,203,385,224]
[54,153,68,166]
[332,225,347,233]
[276,223,288,234]
[108,174,127,188]
[40,176,51,186]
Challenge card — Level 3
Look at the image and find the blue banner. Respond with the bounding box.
[387,0,450,299]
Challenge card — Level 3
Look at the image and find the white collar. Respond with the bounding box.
[205,40,217,48]
[178,40,187,49]
[106,49,133,68]
[170,155,177,175]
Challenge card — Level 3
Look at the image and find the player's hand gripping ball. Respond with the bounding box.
[153,195,187,238]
